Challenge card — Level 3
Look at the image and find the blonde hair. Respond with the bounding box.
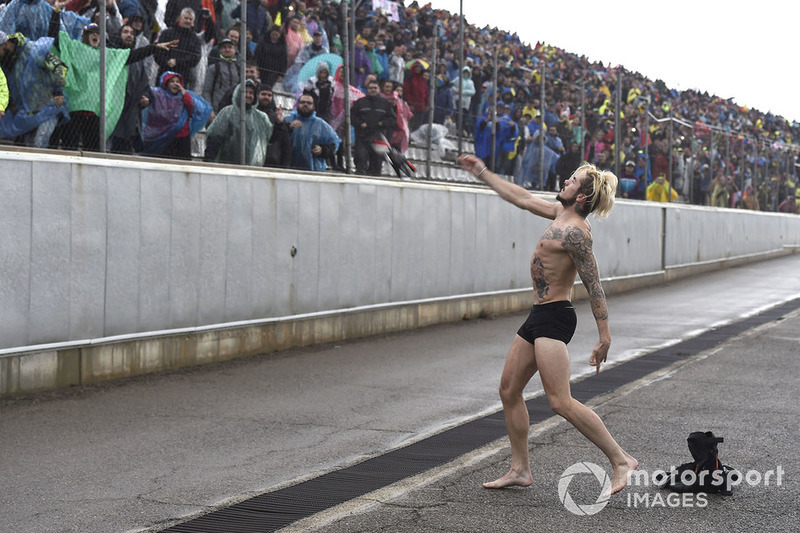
[576,163,617,219]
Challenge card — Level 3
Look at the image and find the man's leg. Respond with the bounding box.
[483,335,539,489]
[354,138,369,175]
[368,148,384,176]
[534,337,638,495]
[32,117,58,149]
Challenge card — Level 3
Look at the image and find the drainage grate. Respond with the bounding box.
[163,297,800,532]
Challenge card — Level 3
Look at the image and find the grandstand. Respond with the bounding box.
[0,0,797,210]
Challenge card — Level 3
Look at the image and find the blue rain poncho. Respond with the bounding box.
[0,34,70,139]
[473,111,516,162]
[204,81,273,166]
[473,112,494,161]
[0,0,89,40]
[140,71,211,155]
[285,109,340,171]
[517,137,560,189]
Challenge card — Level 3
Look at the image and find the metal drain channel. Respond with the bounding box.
[163,297,800,532]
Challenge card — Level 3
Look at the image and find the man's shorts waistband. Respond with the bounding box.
[532,300,574,310]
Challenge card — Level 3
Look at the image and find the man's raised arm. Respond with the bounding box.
[458,155,560,220]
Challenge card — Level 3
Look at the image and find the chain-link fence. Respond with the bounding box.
[1,0,797,209]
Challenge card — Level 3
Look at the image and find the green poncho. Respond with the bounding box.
[53,31,130,137]
[204,83,273,166]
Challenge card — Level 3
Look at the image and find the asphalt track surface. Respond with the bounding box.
[1,254,799,532]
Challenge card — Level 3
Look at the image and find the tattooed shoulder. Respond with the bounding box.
[561,225,592,256]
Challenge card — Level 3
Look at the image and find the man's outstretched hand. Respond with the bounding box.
[458,154,482,172]
[156,40,179,51]
[458,154,489,182]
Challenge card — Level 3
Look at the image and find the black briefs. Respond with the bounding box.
[516,300,577,345]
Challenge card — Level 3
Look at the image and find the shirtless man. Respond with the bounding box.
[458,154,638,495]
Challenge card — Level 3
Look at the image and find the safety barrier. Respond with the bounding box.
[1,150,798,397]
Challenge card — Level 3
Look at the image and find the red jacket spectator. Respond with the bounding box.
[403,60,428,130]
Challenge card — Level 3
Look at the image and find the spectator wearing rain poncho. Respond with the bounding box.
[203,80,272,166]
[473,106,496,166]
[328,64,363,171]
[283,29,328,94]
[517,116,559,189]
[452,66,475,117]
[285,89,340,172]
[433,69,455,125]
[474,104,517,174]
[646,174,679,203]
[329,64,362,136]
[48,19,116,152]
[403,59,428,131]
[48,7,178,151]
[284,16,305,65]
[293,30,329,68]
[0,0,89,41]
[0,54,7,119]
[379,79,412,154]
[387,43,405,85]
[140,71,212,159]
[0,31,69,147]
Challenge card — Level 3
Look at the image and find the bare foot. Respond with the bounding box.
[482,469,533,489]
[604,453,638,497]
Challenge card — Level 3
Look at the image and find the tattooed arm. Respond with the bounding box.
[562,225,611,374]
[458,154,562,219]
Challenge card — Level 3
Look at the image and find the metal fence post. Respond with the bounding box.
[456,0,464,157]
[239,0,248,165]
[538,63,545,188]
[490,46,498,173]
[580,79,585,164]
[614,70,621,178]
[667,110,673,187]
[426,23,438,179]
[99,1,107,152]
[689,124,696,204]
[342,0,352,174]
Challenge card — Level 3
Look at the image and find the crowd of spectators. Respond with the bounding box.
[0,0,797,212]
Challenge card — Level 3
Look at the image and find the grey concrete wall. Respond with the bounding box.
[664,204,799,267]
[0,151,547,351]
[2,150,799,395]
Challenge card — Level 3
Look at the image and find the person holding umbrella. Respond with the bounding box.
[283,29,329,93]
[302,61,333,124]
[295,53,343,87]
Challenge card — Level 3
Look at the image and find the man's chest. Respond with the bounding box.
[537,224,568,253]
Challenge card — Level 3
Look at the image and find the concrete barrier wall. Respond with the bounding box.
[665,204,799,267]
[2,150,799,396]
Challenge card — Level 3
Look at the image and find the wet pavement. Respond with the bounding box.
[1,254,799,533]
